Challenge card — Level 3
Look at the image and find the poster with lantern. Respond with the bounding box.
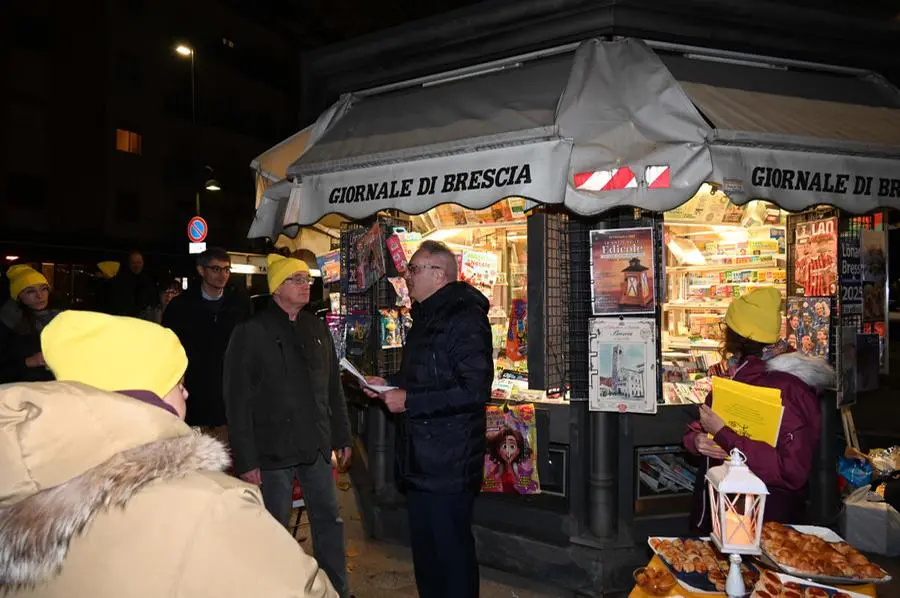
[589,228,656,315]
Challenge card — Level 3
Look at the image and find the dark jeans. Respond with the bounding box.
[406,490,479,598]
[260,455,348,597]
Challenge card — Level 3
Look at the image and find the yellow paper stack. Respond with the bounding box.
[710,377,784,447]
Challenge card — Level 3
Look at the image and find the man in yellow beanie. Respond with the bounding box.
[225,253,353,598]
[0,310,337,597]
[0,264,60,383]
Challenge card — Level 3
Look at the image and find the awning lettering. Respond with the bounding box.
[750,166,900,198]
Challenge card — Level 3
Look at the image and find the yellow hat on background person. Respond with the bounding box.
[724,287,783,344]
[7,265,49,300]
[266,253,309,294]
[97,261,120,279]
[42,311,188,399]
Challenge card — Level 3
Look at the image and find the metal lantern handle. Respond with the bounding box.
[728,448,747,466]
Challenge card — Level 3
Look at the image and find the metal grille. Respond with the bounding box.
[339,217,407,378]
[568,208,665,401]
[544,208,570,397]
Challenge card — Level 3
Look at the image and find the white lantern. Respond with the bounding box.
[706,448,769,598]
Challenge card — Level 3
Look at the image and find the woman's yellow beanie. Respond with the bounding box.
[7,265,49,300]
[41,311,188,399]
[266,253,309,294]
[97,261,120,279]
[724,287,783,344]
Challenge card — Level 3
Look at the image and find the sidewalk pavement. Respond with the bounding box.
[291,475,566,598]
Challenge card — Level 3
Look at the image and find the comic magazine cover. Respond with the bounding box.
[482,403,540,495]
[785,297,832,361]
[316,250,341,284]
[353,222,386,292]
[792,217,837,297]
[589,228,656,316]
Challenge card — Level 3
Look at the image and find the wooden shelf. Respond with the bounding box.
[665,262,784,272]
[663,302,731,309]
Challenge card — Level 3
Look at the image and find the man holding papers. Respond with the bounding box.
[683,287,834,533]
[363,241,493,598]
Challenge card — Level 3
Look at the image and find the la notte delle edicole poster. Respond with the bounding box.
[590,228,656,316]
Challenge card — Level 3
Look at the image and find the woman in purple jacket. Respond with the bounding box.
[683,287,834,533]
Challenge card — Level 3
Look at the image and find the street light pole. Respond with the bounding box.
[176,44,202,216]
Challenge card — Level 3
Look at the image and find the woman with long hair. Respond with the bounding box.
[683,287,834,532]
[0,265,62,383]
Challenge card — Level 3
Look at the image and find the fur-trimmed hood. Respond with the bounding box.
[0,382,228,587]
[765,351,835,390]
[0,433,228,586]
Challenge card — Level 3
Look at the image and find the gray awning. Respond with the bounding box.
[662,52,900,213]
[275,38,709,228]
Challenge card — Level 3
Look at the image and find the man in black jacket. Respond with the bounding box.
[224,254,353,598]
[110,250,159,319]
[365,240,493,598]
[162,247,251,442]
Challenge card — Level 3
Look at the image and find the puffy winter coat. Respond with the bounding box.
[0,381,337,598]
[389,282,494,494]
[683,352,835,531]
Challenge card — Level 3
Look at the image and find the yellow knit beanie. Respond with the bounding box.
[42,311,188,399]
[97,261,120,279]
[724,287,783,344]
[266,253,309,294]
[7,265,49,300]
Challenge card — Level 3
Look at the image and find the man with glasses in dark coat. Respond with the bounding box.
[224,254,353,598]
[365,240,493,598]
[163,247,251,444]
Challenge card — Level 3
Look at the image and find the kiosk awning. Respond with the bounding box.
[271,39,709,229]
[663,52,900,213]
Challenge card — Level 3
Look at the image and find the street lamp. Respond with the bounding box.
[175,43,203,215]
[175,44,193,57]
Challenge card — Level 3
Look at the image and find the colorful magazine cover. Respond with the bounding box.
[861,229,887,322]
[784,297,831,361]
[354,222,386,292]
[589,228,656,315]
[460,249,500,298]
[316,250,341,284]
[792,217,837,297]
[481,403,540,495]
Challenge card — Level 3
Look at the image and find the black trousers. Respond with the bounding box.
[406,490,479,598]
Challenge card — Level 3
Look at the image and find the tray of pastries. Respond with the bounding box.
[760,523,890,585]
[751,569,870,598]
[648,537,760,594]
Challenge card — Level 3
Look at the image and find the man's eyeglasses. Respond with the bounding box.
[284,275,313,286]
[204,265,231,274]
[407,263,443,275]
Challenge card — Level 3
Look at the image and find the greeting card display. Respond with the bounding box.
[792,217,837,297]
[589,318,658,414]
[354,222,386,292]
[784,297,831,361]
[481,403,540,495]
[589,228,656,315]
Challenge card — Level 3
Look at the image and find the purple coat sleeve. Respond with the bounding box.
[712,375,821,492]
[682,391,712,456]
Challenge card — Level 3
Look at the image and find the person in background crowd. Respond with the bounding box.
[92,261,120,313]
[0,265,62,384]
[364,240,493,598]
[148,278,183,324]
[683,287,834,533]
[0,311,337,597]
[224,254,353,598]
[164,248,251,444]
[110,250,159,320]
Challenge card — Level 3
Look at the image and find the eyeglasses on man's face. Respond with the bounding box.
[284,275,312,286]
[203,265,231,274]
[407,263,443,275]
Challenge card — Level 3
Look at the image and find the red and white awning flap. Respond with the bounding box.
[573,167,637,191]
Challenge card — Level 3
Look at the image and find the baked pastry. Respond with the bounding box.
[760,523,889,580]
[651,537,757,591]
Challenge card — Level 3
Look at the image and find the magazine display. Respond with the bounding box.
[354,222,386,292]
[589,318,658,414]
[785,297,832,360]
[792,217,837,297]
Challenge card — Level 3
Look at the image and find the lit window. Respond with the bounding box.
[115,129,142,154]
[222,37,234,48]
